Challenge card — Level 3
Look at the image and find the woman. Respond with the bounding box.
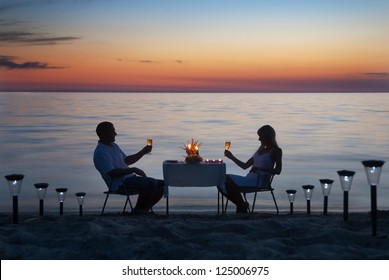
[223,125,282,213]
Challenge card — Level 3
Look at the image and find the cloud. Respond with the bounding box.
[363,72,388,77]
[0,55,68,70]
[0,31,80,45]
[0,17,81,45]
[136,59,187,64]
[0,55,18,61]
[139,60,159,64]
[0,19,24,26]
[117,58,187,64]
[0,0,103,13]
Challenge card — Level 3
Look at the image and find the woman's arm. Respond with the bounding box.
[272,147,282,175]
[224,150,253,170]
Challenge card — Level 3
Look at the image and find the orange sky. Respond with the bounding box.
[1,0,388,92]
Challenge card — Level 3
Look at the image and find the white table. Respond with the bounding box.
[162,160,226,215]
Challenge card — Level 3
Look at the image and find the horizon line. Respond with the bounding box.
[1,90,389,94]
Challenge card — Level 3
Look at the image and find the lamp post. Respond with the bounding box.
[5,174,25,224]
[56,188,68,215]
[319,179,333,215]
[34,183,49,216]
[75,192,86,216]
[286,190,297,214]
[362,160,385,236]
[337,170,355,221]
[302,185,314,214]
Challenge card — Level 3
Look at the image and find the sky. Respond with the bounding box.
[0,0,389,92]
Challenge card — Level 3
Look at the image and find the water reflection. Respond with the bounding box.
[0,92,388,213]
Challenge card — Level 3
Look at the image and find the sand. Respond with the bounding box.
[1,210,389,260]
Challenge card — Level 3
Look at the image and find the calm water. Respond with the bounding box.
[0,92,388,214]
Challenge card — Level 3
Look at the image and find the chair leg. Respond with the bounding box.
[225,190,278,215]
[123,195,136,213]
[224,198,229,213]
[122,195,130,213]
[252,191,279,214]
[101,193,109,215]
[218,191,227,215]
[222,194,225,214]
[271,190,279,214]
[251,192,258,213]
[166,196,169,215]
[127,196,134,211]
[217,191,220,214]
[242,193,250,213]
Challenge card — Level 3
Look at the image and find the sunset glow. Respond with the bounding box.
[1,0,388,92]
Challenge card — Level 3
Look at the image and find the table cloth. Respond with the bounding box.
[162,160,226,214]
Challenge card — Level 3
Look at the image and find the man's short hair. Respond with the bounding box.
[96,121,113,139]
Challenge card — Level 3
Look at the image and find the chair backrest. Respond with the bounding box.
[256,172,274,190]
[96,169,120,193]
[96,170,138,196]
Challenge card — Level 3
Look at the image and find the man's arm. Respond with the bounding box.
[107,167,146,178]
[124,145,151,165]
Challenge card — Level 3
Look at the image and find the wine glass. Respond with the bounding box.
[225,140,231,150]
[147,139,153,154]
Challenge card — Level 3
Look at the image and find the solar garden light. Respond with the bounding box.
[75,192,86,216]
[302,185,314,214]
[319,179,334,216]
[55,188,68,215]
[34,183,49,216]
[337,170,355,221]
[286,189,297,214]
[5,174,25,224]
[362,160,385,236]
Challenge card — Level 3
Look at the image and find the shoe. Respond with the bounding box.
[236,202,249,214]
[132,208,154,216]
[244,202,249,212]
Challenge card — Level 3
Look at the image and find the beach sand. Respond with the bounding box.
[1,211,388,260]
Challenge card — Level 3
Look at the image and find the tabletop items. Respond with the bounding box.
[182,138,203,163]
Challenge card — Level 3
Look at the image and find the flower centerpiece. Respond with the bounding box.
[182,138,203,164]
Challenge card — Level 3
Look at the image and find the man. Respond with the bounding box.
[93,121,163,214]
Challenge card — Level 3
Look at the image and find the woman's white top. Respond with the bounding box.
[228,148,274,188]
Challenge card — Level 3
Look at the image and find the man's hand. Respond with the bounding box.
[142,145,152,155]
[131,167,146,177]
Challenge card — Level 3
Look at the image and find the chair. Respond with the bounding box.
[100,176,140,215]
[223,173,279,214]
[101,188,139,215]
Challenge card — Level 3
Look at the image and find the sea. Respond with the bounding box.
[0,92,388,214]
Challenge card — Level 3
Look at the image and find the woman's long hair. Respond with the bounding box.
[258,125,279,148]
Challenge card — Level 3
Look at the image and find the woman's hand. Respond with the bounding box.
[224,149,233,159]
